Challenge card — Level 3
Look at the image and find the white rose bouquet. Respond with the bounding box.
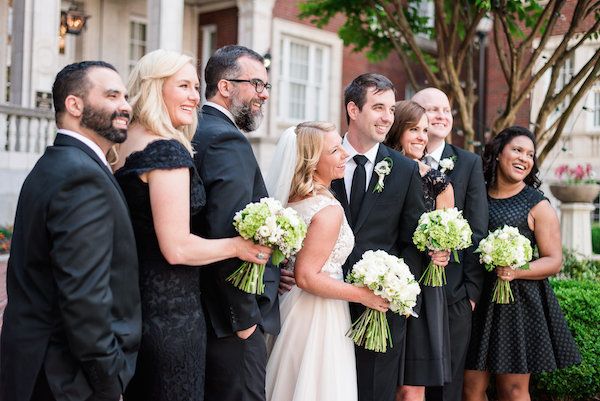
[346,250,421,353]
[476,225,532,304]
[412,208,473,287]
[229,197,307,294]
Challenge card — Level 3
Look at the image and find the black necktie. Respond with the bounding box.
[350,155,368,226]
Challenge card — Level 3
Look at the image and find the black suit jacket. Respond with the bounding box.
[191,105,280,338]
[0,134,141,401]
[332,144,426,314]
[438,143,488,305]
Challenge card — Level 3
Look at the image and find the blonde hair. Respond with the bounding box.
[289,121,337,200]
[127,49,197,154]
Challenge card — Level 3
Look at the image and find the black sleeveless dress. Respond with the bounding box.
[465,186,581,374]
[403,168,452,386]
[115,139,207,401]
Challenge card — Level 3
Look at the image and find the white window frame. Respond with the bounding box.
[128,17,147,74]
[200,24,217,103]
[270,18,343,136]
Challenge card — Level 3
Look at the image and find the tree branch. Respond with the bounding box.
[493,14,511,84]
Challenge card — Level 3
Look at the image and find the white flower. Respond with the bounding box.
[439,157,455,174]
[373,157,393,193]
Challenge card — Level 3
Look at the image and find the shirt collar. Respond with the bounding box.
[205,101,238,128]
[57,128,109,167]
[342,134,380,164]
[427,142,446,163]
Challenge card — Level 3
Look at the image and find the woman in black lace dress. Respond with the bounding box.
[112,50,271,401]
[463,126,580,401]
[384,100,454,400]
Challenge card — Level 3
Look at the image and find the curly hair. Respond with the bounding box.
[482,126,541,189]
[288,121,338,201]
[384,100,427,154]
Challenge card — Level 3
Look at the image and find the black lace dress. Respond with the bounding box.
[466,186,581,374]
[403,168,452,386]
[115,140,207,401]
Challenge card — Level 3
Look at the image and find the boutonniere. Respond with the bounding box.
[373,157,393,193]
[439,156,457,174]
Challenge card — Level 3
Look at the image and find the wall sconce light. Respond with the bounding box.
[60,4,90,36]
[263,51,272,71]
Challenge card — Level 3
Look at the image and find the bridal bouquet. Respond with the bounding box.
[229,197,307,294]
[476,225,532,304]
[346,250,421,353]
[412,208,473,286]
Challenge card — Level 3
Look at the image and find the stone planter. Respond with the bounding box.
[549,183,600,203]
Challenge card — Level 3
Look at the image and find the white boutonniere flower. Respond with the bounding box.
[373,157,393,193]
[439,156,457,174]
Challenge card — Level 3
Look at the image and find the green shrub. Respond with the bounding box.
[559,248,600,281]
[593,224,600,255]
[532,279,600,401]
[0,225,11,255]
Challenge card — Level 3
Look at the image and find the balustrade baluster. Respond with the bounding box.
[7,114,17,151]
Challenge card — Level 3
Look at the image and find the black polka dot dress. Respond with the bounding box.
[465,186,581,374]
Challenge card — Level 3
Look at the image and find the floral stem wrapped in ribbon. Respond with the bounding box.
[346,250,421,352]
[476,225,532,304]
[412,208,473,287]
[228,197,307,294]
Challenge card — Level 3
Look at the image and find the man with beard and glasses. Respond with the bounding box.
[191,45,280,401]
[0,61,141,401]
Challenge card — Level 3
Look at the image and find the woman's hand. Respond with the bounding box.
[234,237,273,264]
[358,287,390,313]
[430,250,451,267]
[496,266,517,282]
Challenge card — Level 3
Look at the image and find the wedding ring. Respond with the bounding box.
[257,252,265,260]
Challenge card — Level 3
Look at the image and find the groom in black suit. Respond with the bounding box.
[413,87,488,401]
[192,45,280,401]
[0,61,141,401]
[331,73,426,401]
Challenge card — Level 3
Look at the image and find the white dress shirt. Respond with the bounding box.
[342,135,380,202]
[204,101,238,128]
[425,142,446,170]
[57,128,110,168]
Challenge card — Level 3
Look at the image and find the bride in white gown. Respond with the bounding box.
[265,122,389,401]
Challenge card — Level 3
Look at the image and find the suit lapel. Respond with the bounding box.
[331,179,351,224]
[53,134,127,203]
[353,145,389,233]
[440,143,458,180]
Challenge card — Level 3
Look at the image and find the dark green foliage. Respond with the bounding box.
[532,279,600,401]
[592,224,600,254]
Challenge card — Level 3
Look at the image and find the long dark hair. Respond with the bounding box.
[483,126,541,190]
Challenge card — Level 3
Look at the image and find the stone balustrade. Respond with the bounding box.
[0,104,55,154]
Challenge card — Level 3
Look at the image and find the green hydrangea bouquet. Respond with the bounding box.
[229,197,307,294]
[476,225,532,304]
[412,208,473,287]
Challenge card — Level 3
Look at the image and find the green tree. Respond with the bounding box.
[300,0,600,162]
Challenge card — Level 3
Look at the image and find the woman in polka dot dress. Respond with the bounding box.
[463,126,581,401]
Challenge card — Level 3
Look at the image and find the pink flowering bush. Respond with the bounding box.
[554,163,596,184]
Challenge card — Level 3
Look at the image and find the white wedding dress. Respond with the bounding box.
[266,194,357,401]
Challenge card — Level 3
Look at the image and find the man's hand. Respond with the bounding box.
[470,299,476,311]
[278,268,296,294]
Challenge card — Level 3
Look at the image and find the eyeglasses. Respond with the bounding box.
[227,78,272,93]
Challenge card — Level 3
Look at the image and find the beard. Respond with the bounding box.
[80,103,130,144]
[230,93,264,132]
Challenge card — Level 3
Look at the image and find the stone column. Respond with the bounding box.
[560,202,595,257]
[10,0,61,107]
[147,0,184,52]
[236,0,276,164]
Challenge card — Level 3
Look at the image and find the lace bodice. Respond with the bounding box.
[287,194,354,280]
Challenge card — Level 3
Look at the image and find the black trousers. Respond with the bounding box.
[426,297,472,401]
[30,369,56,401]
[204,327,267,401]
[355,311,407,401]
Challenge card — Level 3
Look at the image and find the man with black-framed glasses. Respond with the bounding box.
[192,45,279,401]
